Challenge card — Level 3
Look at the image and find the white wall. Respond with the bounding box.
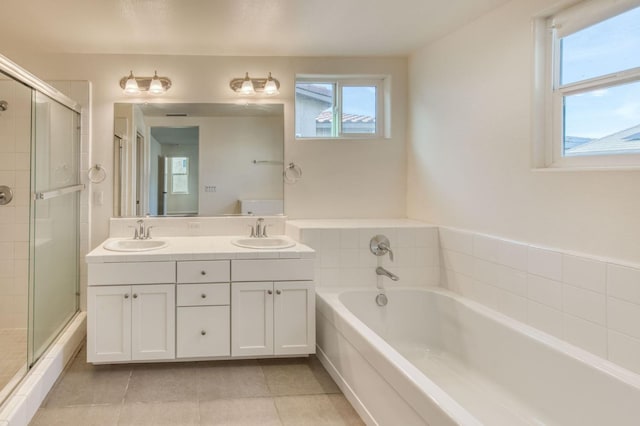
[408,0,640,264]
[0,53,408,247]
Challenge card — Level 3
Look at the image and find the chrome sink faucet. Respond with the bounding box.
[249,217,267,238]
[134,219,153,240]
[376,266,399,281]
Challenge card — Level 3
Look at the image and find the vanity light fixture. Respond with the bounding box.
[229,72,280,96]
[120,70,172,95]
[239,72,256,96]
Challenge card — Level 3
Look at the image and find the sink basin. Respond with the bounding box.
[232,237,296,249]
[103,239,168,252]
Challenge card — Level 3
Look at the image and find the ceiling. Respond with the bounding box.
[0,0,509,57]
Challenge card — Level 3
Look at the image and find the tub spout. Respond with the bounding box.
[376,266,399,281]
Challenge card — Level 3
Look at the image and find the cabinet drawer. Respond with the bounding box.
[177,260,230,283]
[232,259,314,282]
[177,306,230,358]
[177,283,230,307]
[88,262,175,286]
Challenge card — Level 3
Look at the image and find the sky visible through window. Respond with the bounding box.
[561,6,640,142]
[343,86,376,117]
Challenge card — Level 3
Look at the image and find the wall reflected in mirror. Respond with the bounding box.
[113,103,284,217]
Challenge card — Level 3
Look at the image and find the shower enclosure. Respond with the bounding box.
[0,56,81,404]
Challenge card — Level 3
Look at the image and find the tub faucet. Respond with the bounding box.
[376,266,399,281]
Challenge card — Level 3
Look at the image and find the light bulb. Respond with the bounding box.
[239,72,256,96]
[123,71,141,95]
[264,72,279,96]
[148,71,165,95]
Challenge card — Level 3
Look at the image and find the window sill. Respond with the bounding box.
[531,165,640,172]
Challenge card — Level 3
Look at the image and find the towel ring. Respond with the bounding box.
[88,164,106,183]
[283,162,302,184]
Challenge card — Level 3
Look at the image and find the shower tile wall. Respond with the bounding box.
[286,219,440,288]
[439,226,640,377]
[0,78,31,389]
[0,79,31,330]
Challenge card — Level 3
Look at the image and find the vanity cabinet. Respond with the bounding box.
[231,281,315,356]
[231,259,315,357]
[87,251,314,364]
[87,284,175,363]
[176,260,231,358]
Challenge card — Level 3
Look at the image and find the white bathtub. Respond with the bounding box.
[316,287,640,425]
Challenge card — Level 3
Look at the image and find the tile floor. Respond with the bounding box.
[0,328,27,392]
[30,344,364,425]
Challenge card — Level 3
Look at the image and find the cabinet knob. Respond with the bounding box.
[200,270,207,276]
[201,293,207,299]
[276,290,282,295]
[201,330,207,336]
[267,290,273,295]
[124,294,129,299]
[133,294,138,299]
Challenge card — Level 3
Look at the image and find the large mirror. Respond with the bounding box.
[113,103,284,217]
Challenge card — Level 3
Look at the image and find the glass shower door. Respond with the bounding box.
[29,91,80,363]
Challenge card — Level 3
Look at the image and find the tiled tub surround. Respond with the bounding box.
[438,226,640,377]
[286,219,440,288]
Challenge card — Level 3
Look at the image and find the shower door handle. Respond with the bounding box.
[34,184,84,201]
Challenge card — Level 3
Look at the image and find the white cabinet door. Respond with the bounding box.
[231,282,273,356]
[87,285,131,363]
[131,284,175,361]
[274,281,315,355]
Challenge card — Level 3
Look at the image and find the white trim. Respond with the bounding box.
[533,1,640,169]
[295,75,387,140]
[552,0,640,38]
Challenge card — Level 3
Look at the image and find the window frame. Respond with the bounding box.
[534,0,640,169]
[295,76,386,140]
[170,156,189,195]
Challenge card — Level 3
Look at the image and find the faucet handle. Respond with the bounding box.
[248,225,256,238]
[145,226,154,240]
[255,218,265,237]
[370,235,393,260]
[378,241,394,262]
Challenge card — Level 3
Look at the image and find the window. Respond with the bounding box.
[295,76,385,139]
[170,157,189,194]
[535,1,640,168]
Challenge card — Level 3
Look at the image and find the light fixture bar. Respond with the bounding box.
[119,72,172,95]
[230,72,280,95]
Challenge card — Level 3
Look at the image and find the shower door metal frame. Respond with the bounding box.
[0,55,80,114]
[0,53,83,375]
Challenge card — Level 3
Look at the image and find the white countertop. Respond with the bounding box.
[86,236,315,263]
